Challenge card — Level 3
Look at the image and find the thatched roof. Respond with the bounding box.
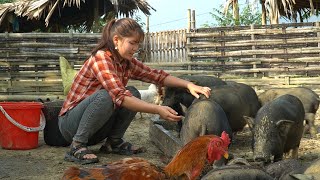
[0,0,155,32]
[262,0,320,23]
[224,0,320,24]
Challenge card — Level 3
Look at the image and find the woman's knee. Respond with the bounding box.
[126,86,141,99]
[94,89,114,109]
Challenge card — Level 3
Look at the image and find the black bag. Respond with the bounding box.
[42,100,70,147]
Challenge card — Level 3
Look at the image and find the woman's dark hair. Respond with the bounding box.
[91,18,144,62]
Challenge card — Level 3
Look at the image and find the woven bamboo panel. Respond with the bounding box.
[0,22,320,99]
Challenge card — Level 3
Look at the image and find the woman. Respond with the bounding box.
[58,18,211,164]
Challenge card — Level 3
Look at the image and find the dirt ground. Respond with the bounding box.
[0,112,320,180]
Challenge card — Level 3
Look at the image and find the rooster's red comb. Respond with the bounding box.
[221,131,231,146]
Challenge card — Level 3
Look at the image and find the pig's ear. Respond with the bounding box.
[276,120,294,137]
[243,116,255,131]
[179,103,188,115]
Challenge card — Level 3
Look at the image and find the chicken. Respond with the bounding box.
[62,131,231,180]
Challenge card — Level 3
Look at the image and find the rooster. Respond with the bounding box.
[62,131,231,180]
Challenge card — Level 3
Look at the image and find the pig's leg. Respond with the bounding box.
[291,147,299,159]
[273,152,284,162]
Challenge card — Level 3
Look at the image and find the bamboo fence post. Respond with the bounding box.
[172,31,176,61]
[161,31,164,62]
[34,36,40,93]
[5,32,9,58]
[167,31,170,62]
[285,76,290,86]
[5,32,12,95]
[179,30,182,62]
[145,16,150,62]
[146,16,150,33]
[282,25,288,62]
[251,24,257,78]
[190,10,195,70]
[191,10,196,30]
[261,3,266,25]
[187,9,191,62]
[69,31,74,64]
[169,31,173,62]
[157,32,160,63]
[317,22,320,56]
[220,30,226,59]
[150,33,154,62]
[181,30,186,62]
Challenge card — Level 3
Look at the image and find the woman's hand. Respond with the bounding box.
[156,105,182,122]
[187,83,211,99]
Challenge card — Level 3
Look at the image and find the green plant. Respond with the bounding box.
[0,0,14,3]
[202,4,262,27]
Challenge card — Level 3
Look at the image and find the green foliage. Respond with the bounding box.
[0,0,14,3]
[202,4,262,27]
[133,14,146,28]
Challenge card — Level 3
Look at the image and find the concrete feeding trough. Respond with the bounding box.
[149,115,182,158]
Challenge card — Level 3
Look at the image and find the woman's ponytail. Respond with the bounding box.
[91,19,117,56]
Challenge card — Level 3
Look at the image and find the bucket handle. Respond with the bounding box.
[0,106,46,132]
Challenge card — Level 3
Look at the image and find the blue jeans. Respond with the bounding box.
[58,86,140,145]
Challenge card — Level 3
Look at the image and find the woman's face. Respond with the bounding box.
[114,35,141,61]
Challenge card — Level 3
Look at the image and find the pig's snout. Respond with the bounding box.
[254,156,266,162]
[254,153,271,163]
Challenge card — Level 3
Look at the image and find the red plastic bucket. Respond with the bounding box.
[0,102,45,150]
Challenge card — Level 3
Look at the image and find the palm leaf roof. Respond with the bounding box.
[224,0,320,24]
[0,0,155,32]
[262,0,320,23]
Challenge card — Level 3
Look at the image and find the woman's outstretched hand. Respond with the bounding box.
[187,83,211,99]
[156,105,182,122]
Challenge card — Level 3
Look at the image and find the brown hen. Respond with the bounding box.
[62,131,231,180]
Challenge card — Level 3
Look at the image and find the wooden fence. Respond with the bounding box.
[0,21,320,100]
[143,29,187,63]
[144,22,320,94]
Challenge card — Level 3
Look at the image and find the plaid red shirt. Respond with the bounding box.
[59,50,169,116]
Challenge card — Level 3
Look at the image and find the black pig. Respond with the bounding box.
[244,94,305,163]
[162,75,226,116]
[226,81,261,118]
[179,99,232,145]
[196,85,252,132]
[258,87,319,137]
[161,75,226,131]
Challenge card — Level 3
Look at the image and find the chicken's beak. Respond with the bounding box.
[223,152,229,159]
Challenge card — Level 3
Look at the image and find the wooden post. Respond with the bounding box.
[220,31,225,58]
[317,22,320,53]
[285,76,290,86]
[251,24,257,77]
[261,1,266,25]
[5,32,12,95]
[145,16,150,62]
[187,9,191,62]
[233,0,239,23]
[92,0,99,32]
[146,16,150,33]
[187,9,191,32]
[69,31,74,60]
[191,10,196,29]
[150,32,154,62]
[282,25,287,62]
